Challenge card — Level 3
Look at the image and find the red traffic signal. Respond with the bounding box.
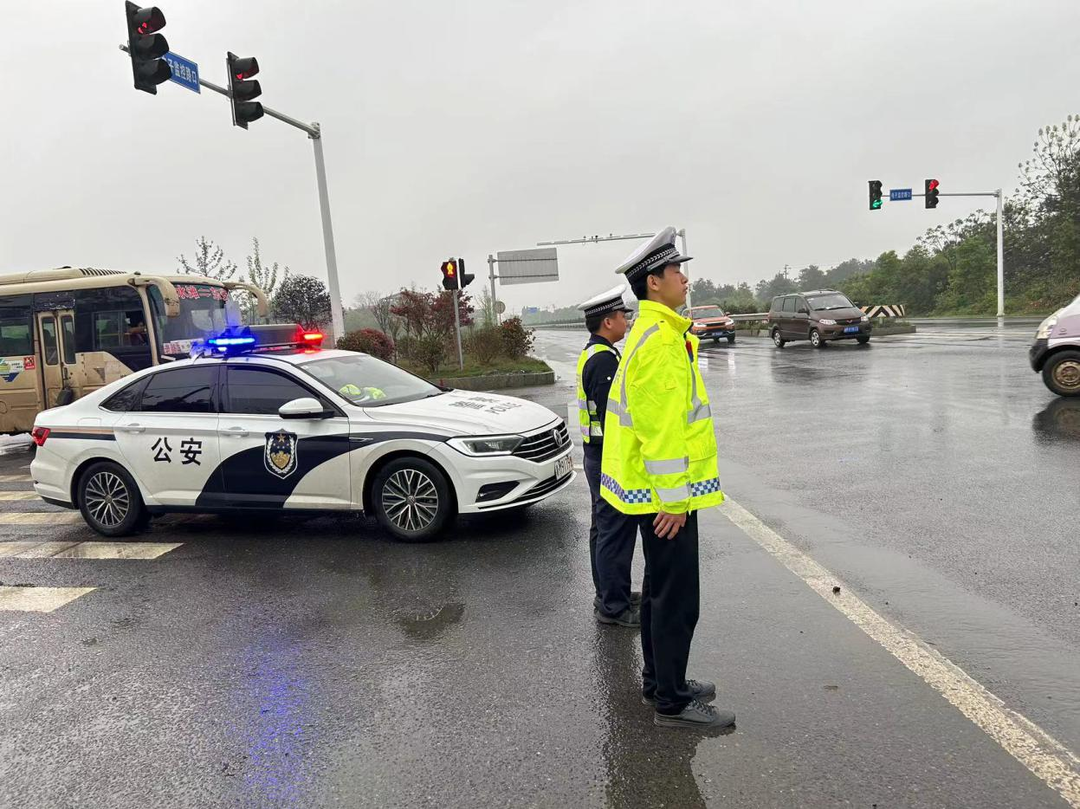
[124,2,171,94]
[227,52,263,129]
[925,178,940,209]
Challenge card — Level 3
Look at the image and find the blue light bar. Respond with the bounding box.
[208,336,256,347]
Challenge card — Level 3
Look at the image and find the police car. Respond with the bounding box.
[29,325,575,542]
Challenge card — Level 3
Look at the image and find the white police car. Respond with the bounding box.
[30,325,574,542]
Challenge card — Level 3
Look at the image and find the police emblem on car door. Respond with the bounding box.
[264,430,298,478]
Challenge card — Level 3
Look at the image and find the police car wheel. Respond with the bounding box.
[372,457,452,542]
[77,462,149,537]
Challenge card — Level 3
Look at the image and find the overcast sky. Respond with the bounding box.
[2,0,1078,313]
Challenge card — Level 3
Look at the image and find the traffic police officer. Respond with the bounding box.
[601,227,736,730]
[576,286,639,627]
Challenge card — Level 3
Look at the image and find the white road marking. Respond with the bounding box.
[0,474,31,483]
[719,498,1080,808]
[0,541,183,559]
[51,541,183,560]
[0,491,40,501]
[0,586,96,613]
[0,513,84,526]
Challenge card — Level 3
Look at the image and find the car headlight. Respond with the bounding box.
[819,319,837,326]
[860,315,869,323]
[1036,311,1062,339]
[448,435,524,456]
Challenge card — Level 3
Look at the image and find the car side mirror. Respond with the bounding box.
[279,397,333,419]
[798,307,809,315]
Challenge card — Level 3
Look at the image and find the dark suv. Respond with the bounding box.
[768,290,871,348]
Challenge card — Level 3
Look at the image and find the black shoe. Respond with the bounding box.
[654,699,736,730]
[630,590,642,606]
[595,607,640,627]
[642,678,716,706]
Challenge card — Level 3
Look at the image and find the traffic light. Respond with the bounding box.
[925,178,940,209]
[458,257,475,289]
[868,180,883,211]
[441,258,458,291]
[227,52,263,129]
[124,2,171,94]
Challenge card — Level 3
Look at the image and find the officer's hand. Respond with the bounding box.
[653,510,687,540]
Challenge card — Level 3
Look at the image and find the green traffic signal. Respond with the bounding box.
[868,180,883,211]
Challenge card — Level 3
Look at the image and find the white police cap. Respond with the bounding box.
[578,284,633,318]
[614,226,692,282]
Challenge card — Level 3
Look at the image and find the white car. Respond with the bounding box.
[30,326,574,542]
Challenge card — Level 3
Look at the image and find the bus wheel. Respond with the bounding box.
[77,462,149,537]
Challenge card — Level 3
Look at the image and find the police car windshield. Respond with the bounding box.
[299,354,442,407]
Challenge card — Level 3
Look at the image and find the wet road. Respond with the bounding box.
[0,322,1078,807]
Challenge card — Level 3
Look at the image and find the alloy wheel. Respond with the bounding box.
[382,468,440,533]
[84,471,130,528]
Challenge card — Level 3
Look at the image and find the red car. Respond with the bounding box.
[688,305,737,344]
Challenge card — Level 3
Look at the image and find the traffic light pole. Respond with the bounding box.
[120,44,346,341]
[453,287,464,370]
[936,189,1006,317]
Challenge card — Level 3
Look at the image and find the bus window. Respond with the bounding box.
[72,287,153,372]
[0,319,32,356]
[149,284,239,357]
[61,315,76,365]
[41,317,58,365]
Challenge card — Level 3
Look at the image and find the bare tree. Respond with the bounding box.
[355,290,402,341]
[177,236,237,281]
[243,237,290,321]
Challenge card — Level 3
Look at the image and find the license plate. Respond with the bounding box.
[554,455,572,480]
[844,326,860,334]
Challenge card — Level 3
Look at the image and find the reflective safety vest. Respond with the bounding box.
[576,343,616,443]
[600,300,724,515]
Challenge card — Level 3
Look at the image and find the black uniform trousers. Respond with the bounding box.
[583,442,637,617]
[639,511,700,715]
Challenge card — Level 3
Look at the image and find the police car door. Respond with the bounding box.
[211,361,353,509]
[113,365,223,505]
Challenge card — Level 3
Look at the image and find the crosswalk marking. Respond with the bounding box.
[0,492,39,501]
[0,513,84,525]
[0,586,96,613]
[0,540,184,559]
[0,474,31,483]
[51,541,183,560]
[2,541,82,558]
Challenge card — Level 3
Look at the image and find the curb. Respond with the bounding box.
[433,371,556,391]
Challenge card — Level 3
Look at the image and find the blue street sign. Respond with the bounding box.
[164,52,200,93]
[890,188,913,201]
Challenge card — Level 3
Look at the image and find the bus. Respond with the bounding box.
[0,267,268,434]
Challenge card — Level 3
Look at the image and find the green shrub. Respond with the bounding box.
[499,317,534,359]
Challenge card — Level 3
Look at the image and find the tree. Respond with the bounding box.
[244,238,290,318]
[355,291,402,341]
[796,265,827,290]
[271,275,332,331]
[177,236,237,281]
[755,271,798,306]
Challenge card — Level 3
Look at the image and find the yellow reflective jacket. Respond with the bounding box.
[576,342,616,444]
[600,300,723,515]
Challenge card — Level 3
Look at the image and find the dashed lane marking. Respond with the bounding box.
[0,513,84,526]
[0,541,183,560]
[0,586,96,613]
[0,492,40,501]
[0,474,31,483]
[720,498,1080,808]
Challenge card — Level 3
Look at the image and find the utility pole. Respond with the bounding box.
[118,44,346,341]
